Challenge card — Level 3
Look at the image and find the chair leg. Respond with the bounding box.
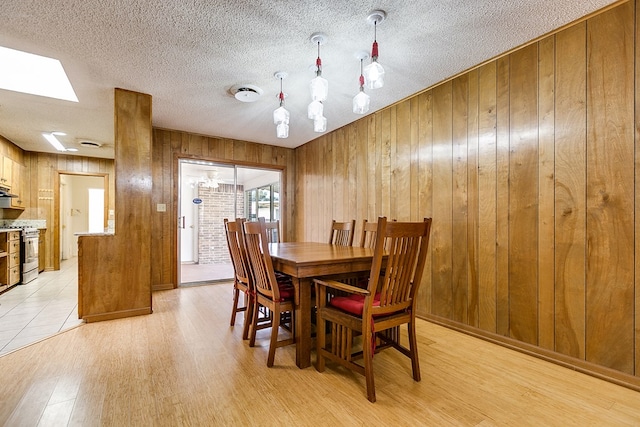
[248,299,260,348]
[230,285,240,326]
[363,328,376,403]
[408,320,421,382]
[315,313,326,372]
[242,293,253,340]
[267,305,281,367]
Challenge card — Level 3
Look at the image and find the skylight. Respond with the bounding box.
[0,46,78,102]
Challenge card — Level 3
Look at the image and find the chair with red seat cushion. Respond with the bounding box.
[242,217,295,367]
[314,216,432,402]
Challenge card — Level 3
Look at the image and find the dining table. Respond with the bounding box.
[268,241,377,369]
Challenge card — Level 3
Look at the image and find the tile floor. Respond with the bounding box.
[0,258,234,356]
[0,257,82,356]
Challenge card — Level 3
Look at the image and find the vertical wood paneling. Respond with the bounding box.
[467,70,480,327]
[636,0,640,377]
[585,3,635,374]
[554,22,587,359]
[478,62,498,332]
[410,97,420,221]
[538,35,556,351]
[496,56,511,336]
[508,43,539,345]
[431,82,454,318]
[416,91,433,317]
[396,100,412,221]
[452,76,469,323]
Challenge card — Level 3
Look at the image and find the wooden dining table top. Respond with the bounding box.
[268,242,377,278]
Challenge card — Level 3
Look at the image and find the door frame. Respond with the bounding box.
[173,154,286,288]
[54,171,110,270]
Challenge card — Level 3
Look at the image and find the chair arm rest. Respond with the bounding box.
[313,278,370,296]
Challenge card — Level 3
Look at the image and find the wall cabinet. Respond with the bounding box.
[10,162,24,209]
[1,156,12,189]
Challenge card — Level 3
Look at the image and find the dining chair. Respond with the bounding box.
[328,219,356,246]
[264,219,281,243]
[314,216,432,402]
[242,217,295,367]
[224,218,253,340]
[359,219,378,248]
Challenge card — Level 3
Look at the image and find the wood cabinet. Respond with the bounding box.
[0,230,20,293]
[10,162,24,209]
[1,156,12,188]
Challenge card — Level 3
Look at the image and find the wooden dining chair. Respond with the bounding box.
[224,218,253,340]
[314,216,432,402]
[359,219,378,248]
[242,217,295,367]
[264,219,281,243]
[328,219,356,246]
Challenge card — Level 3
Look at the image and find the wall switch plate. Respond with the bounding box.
[156,203,166,212]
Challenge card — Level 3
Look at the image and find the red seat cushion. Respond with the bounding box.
[277,280,294,301]
[329,293,380,316]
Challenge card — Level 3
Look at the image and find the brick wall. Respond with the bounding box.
[198,184,244,264]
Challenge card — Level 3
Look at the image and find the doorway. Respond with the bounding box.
[56,172,110,269]
[178,160,281,286]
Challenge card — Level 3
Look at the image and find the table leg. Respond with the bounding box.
[293,277,311,368]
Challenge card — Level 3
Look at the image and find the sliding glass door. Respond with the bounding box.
[178,160,281,285]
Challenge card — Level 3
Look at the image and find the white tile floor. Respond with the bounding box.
[0,257,82,356]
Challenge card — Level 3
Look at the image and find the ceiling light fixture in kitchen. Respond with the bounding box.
[42,132,67,151]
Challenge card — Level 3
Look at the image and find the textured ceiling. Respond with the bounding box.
[0,0,620,159]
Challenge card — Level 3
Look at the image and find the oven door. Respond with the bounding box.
[23,236,39,267]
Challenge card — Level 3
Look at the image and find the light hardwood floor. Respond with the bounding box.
[1,281,639,425]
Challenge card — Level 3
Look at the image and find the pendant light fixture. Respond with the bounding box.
[353,51,370,115]
[309,32,328,102]
[309,32,328,133]
[363,10,386,89]
[273,72,289,139]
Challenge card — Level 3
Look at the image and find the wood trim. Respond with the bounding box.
[83,307,152,323]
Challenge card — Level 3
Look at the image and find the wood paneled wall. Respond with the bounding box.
[150,128,296,290]
[294,1,640,386]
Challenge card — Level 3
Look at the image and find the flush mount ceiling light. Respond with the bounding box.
[42,132,67,151]
[273,72,289,139]
[364,10,386,90]
[229,84,263,103]
[0,46,78,102]
[353,51,370,115]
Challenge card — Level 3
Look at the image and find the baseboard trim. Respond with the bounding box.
[83,307,152,323]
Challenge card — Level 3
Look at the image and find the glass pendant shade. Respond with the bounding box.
[313,116,327,133]
[364,60,384,89]
[352,90,370,114]
[310,75,328,101]
[276,122,289,138]
[307,100,323,119]
[273,105,289,125]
